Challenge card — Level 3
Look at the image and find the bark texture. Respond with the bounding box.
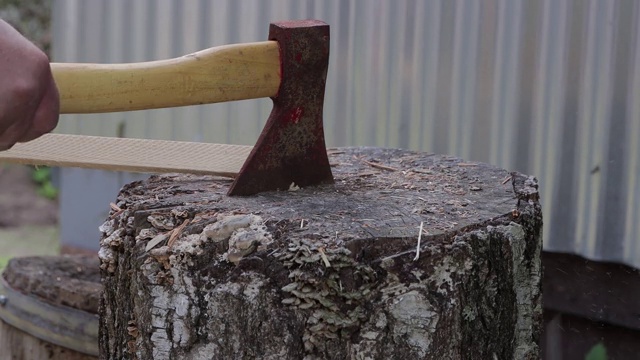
[99,147,542,359]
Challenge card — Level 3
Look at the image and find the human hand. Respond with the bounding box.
[0,19,59,150]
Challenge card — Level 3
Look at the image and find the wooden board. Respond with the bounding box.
[0,134,252,177]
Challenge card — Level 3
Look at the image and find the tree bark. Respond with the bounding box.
[99,147,542,360]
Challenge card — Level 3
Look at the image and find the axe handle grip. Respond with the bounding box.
[52,41,280,114]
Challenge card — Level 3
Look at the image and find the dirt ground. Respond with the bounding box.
[0,165,58,227]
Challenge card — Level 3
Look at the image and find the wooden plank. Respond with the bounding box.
[0,134,252,177]
[542,311,640,360]
[543,251,640,330]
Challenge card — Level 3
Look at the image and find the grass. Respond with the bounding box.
[585,343,607,360]
[0,256,9,273]
[0,226,60,273]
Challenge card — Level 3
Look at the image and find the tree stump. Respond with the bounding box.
[0,255,100,359]
[99,147,542,360]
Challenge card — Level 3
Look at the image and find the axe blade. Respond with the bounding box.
[228,20,334,196]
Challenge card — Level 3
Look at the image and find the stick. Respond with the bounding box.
[413,221,424,261]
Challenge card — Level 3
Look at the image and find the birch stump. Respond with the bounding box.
[98,147,542,360]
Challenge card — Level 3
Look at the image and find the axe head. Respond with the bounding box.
[228,20,334,196]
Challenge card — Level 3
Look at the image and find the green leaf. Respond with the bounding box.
[585,342,607,360]
[31,166,51,184]
[36,181,58,200]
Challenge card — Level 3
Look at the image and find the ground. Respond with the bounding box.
[0,165,59,269]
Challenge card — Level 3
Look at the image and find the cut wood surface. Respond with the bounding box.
[99,147,543,359]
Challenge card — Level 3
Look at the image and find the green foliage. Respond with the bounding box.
[31,166,58,200]
[0,256,9,272]
[31,165,50,183]
[585,342,607,360]
[37,181,58,200]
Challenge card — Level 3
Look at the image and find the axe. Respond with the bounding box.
[0,20,334,196]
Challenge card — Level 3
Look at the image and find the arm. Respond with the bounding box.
[0,19,59,150]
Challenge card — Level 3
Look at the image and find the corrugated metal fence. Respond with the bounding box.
[52,0,640,268]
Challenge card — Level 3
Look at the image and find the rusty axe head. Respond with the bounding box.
[228,20,334,196]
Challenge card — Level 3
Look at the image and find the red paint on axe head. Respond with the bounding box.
[286,107,304,124]
[228,20,334,196]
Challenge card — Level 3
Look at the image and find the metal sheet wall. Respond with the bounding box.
[52,0,640,268]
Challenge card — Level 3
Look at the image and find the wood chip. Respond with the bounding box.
[109,202,124,219]
[145,233,169,252]
[167,219,190,248]
[318,247,331,267]
[362,159,398,172]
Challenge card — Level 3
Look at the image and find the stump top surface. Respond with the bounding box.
[2,255,101,313]
[119,147,518,241]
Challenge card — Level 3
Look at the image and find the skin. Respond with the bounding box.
[0,19,59,151]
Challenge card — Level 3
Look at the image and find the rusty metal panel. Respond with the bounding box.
[52,0,640,269]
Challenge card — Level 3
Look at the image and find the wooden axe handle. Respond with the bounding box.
[53,41,280,113]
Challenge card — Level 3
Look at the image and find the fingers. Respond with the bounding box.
[0,75,59,148]
[17,75,60,143]
[0,116,32,150]
[0,81,40,150]
[0,73,59,150]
